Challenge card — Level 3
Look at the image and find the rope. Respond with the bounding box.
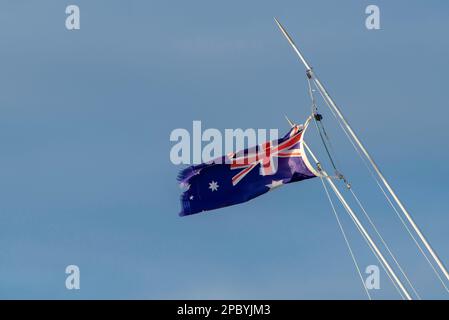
[333,181,407,299]
[312,80,449,293]
[349,187,421,299]
[307,78,339,174]
[326,174,407,299]
[306,79,411,299]
[306,143,404,298]
[318,175,372,300]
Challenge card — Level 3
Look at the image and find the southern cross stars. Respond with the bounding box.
[209,181,219,192]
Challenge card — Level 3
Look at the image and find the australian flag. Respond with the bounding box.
[177,121,318,216]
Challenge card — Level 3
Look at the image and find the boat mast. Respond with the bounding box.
[303,141,412,299]
[274,17,449,284]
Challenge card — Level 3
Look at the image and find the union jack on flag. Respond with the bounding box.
[177,118,318,216]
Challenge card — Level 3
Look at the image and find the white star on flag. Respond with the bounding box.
[209,181,219,192]
[266,180,284,190]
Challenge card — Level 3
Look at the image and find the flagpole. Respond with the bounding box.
[303,142,412,299]
[274,18,449,284]
[324,172,412,300]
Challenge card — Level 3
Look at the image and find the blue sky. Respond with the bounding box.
[1,1,449,299]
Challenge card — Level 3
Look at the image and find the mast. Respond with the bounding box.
[274,17,449,284]
[325,171,412,299]
[303,141,412,299]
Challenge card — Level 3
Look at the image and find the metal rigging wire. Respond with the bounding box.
[306,77,419,298]
[311,79,449,293]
